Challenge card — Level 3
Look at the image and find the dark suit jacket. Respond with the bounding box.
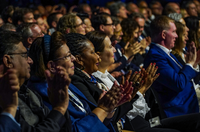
[71,68,138,131]
[144,43,199,117]
[0,114,20,132]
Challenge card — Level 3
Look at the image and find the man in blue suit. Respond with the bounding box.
[144,16,200,117]
[0,69,21,132]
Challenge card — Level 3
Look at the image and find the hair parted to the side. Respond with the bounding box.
[150,15,174,40]
[86,31,107,53]
[0,31,22,62]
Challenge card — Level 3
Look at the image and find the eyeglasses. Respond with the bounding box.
[7,52,29,60]
[53,53,73,62]
[75,22,85,27]
[103,23,114,26]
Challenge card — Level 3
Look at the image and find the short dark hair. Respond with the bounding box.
[111,16,120,26]
[86,31,107,53]
[150,16,174,39]
[0,31,22,62]
[1,6,14,23]
[47,12,62,28]
[65,33,90,56]
[129,12,145,20]
[91,13,110,30]
[108,1,126,16]
[12,8,33,26]
[0,23,16,31]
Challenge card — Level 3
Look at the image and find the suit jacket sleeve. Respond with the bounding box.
[145,53,197,93]
[19,109,71,132]
[0,114,21,132]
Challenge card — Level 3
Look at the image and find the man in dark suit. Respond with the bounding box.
[144,16,200,117]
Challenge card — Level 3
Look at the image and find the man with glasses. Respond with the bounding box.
[91,13,115,38]
[0,31,71,132]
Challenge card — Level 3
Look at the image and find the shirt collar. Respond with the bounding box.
[152,42,172,54]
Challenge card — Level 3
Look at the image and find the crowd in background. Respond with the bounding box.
[1,0,200,132]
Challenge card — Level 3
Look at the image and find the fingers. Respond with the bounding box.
[124,42,130,49]
[126,70,132,81]
[130,71,138,81]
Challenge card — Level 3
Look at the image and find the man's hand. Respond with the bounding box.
[0,69,20,117]
[45,66,70,115]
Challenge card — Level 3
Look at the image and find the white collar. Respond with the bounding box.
[153,42,172,54]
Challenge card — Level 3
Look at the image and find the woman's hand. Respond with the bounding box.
[45,66,71,115]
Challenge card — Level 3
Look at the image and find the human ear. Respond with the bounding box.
[3,55,13,68]
[75,55,84,66]
[47,61,56,73]
[161,30,166,39]
[99,24,105,32]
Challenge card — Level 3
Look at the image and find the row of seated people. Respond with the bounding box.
[1,28,200,132]
[1,1,200,132]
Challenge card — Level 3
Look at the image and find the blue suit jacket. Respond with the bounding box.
[0,115,20,132]
[144,43,199,117]
[68,84,115,132]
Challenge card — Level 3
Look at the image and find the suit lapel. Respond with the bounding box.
[150,43,183,68]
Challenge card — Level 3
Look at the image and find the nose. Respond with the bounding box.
[28,56,33,64]
[71,54,76,62]
[95,53,100,60]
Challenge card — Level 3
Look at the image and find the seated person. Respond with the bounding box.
[0,69,21,132]
[144,16,200,117]
[28,31,132,131]
[0,31,71,132]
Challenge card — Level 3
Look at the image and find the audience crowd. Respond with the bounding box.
[1,0,200,132]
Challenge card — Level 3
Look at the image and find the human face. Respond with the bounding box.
[118,6,128,19]
[9,42,33,84]
[132,27,139,42]
[102,16,115,38]
[114,23,123,42]
[179,18,189,32]
[31,25,44,40]
[136,18,145,36]
[99,36,116,66]
[188,3,198,17]
[23,12,36,23]
[53,44,75,76]
[75,16,86,35]
[84,18,94,33]
[182,28,188,47]
[164,22,178,49]
[151,3,163,15]
[83,6,92,19]
[80,41,100,74]
[37,17,48,34]
[129,3,139,13]
[171,3,180,14]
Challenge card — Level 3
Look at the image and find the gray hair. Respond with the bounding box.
[16,23,37,42]
[168,13,182,22]
[109,1,126,16]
